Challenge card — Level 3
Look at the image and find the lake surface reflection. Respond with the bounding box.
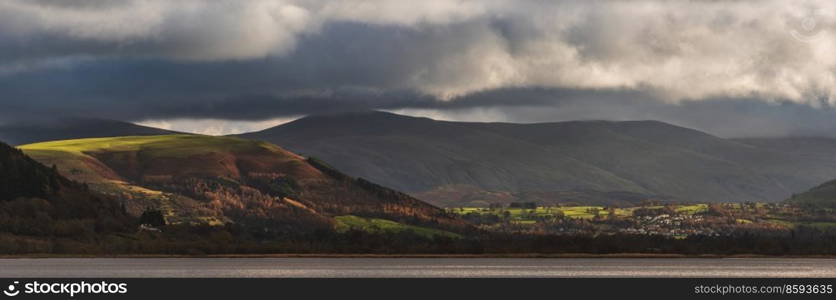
[0,258,833,278]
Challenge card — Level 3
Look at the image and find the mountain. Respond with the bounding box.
[19,135,466,234]
[239,111,836,206]
[0,140,132,246]
[0,118,179,145]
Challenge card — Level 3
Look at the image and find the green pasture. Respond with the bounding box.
[334,215,461,239]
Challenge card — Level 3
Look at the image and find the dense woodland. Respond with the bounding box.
[0,142,134,253]
[5,222,836,255]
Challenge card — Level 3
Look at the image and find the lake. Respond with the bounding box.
[0,258,834,278]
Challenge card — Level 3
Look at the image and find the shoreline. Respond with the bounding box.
[2,253,836,259]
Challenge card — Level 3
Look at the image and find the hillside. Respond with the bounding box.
[734,137,836,162]
[0,140,133,251]
[787,179,836,209]
[19,135,466,233]
[239,111,836,206]
[0,118,180,145]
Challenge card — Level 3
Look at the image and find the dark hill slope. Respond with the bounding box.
[734,137,836,162]
[787,179,836,209]
[253,112,642,195]
[0,141,63,200]
[20,135,466,232]
[0,118,179,145]
[239,111,836,206]
[0,140,132,244]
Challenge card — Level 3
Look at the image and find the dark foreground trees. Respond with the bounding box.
[3,221,836,255]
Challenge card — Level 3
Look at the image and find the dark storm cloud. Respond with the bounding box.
[1,0,836,137]
[0,21,516,120]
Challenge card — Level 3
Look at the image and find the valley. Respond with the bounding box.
[5,113,836,255]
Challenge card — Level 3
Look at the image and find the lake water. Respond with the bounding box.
[0,258,834,278]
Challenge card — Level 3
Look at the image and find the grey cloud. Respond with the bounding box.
[2,0,835,102]
[1,0,836,137]
[0,21,508,120]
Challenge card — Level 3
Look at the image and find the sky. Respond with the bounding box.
[1,0,836,136]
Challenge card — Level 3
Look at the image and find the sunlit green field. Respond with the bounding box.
[334,215,461,239]
[19,134,274,158]
[675,204,709,214]
[454,206,628,220]
[18,134,289,184]
[450,203,710,222]
[448,203,836,233]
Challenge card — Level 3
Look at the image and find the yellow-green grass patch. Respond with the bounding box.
[334,215,461,239]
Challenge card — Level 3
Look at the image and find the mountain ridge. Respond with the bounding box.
[239,111,836,206]
[0,117,181,145]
